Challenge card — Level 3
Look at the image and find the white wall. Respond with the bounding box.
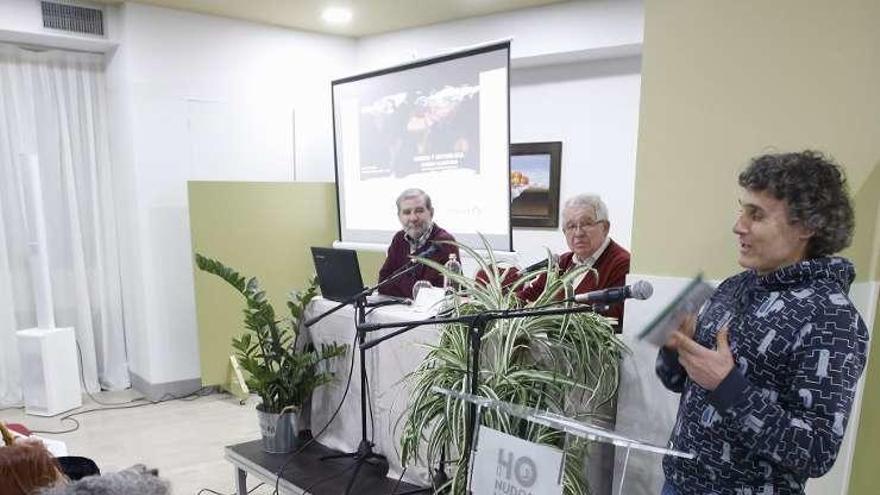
[355,0,644,72]
[105,3,356,385]
[510,56,642,264]
[354,0,644,265]
[0,0,47,32]
[2,0,643,388]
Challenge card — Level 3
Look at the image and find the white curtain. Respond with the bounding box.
[0,43,129,406]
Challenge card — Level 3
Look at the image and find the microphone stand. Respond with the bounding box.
[303,251,436,494]
[357,302,601,491]
[356,316,445,495]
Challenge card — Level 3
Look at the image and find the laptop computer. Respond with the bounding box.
[310,247,366,303]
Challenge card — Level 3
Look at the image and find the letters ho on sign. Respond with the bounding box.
[471,427,564,495]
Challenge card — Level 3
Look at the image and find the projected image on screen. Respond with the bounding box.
[360,82,480,179]
[333,42,511,252]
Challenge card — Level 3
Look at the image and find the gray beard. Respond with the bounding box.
[404,222,433,245]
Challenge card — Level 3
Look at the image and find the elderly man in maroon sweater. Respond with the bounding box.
[378,188,459,298]
[517,194,630,325]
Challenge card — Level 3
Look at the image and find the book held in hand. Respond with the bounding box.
[637,275,714,347]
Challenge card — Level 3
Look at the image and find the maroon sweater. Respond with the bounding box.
[378,225,459,298]
[516,239,631,325]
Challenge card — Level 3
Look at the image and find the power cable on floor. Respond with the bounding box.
[28,386,217,435]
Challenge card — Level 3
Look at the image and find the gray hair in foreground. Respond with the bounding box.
[41,466,170,495]
[563,194,609,222]
[396,188,433,213]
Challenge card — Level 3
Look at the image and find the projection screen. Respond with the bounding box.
[331,41,511,252]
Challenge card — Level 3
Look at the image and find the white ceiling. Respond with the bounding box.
[95,0,571,37]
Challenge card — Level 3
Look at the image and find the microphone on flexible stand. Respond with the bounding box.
[411,242,440,260]
[520,253,560,274]
[383,243,441,283]
[569,280,654,304]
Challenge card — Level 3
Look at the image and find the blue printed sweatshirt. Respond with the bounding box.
[656,257,868,495]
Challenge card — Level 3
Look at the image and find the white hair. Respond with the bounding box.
[562,194,608,222]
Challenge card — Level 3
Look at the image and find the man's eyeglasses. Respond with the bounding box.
[563,220,604,233]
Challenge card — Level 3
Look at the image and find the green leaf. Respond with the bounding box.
[194,253,347,412]
[396,234,627,494]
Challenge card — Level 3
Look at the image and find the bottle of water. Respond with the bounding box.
[443,253,462,291]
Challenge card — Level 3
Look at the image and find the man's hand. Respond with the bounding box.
[671,326,735,391]
[664,314,697,350]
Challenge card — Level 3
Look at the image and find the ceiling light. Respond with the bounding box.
[322,7,353,24]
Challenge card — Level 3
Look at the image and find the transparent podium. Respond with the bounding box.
[432,386,693,495]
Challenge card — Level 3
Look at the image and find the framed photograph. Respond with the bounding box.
[510,141,562,228]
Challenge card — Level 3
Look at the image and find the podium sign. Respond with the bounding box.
[471,427,563,495]
[433,386,692,495]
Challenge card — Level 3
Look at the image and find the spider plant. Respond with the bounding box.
[195,254,346,414]
[398,237,628,494]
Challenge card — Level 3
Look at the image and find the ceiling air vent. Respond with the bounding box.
[41,1,105,36]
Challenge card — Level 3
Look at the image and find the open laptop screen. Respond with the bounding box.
[310,247,365,303]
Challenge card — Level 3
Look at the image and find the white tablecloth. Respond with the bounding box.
[304,298,440,485]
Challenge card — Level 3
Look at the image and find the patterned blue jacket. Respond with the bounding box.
[656,257,868,495]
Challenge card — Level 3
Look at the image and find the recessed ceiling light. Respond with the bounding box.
[322,7,353,24]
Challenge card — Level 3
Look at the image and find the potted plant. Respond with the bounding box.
[195,254,346,454]
[398,238,628,494]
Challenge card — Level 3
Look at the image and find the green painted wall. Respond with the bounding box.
[633,0,880,280]
[850,304,880,495]
[358,251,385,287]
[188,181,390,386]
[635,1,880,492]
[850,161,880,283]
[849,164,880,494]
[189,182,339,386]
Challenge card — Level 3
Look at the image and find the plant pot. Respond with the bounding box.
[256,404,300,454]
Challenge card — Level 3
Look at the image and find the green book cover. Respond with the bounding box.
[638,275,715,346]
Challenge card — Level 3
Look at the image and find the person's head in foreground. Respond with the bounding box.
[734,150,854,273]
[40,465,169,495]
[0,441,64,494]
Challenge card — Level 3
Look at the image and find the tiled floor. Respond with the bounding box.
[0,390,276,494]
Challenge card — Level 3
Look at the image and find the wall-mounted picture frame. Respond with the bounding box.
[510,141,562,228]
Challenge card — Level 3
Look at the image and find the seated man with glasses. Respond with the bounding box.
[517,194,631,326]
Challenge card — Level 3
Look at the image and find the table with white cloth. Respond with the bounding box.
[303,297,441,486]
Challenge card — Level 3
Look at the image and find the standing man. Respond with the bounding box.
[378,188,459,298]
[517,194,630,323]
[657,151,869,494]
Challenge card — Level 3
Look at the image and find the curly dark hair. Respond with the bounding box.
[738,150,854,258]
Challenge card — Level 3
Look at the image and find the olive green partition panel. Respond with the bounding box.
[189,181,388,387]
[358,251,385,287]
[189,181,341,386]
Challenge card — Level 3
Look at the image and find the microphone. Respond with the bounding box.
[572,280,653,304]
[521,254,559,274]
[383,242,443,282]
[412,242,439,259]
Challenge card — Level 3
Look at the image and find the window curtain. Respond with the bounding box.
[0,43,129,406]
